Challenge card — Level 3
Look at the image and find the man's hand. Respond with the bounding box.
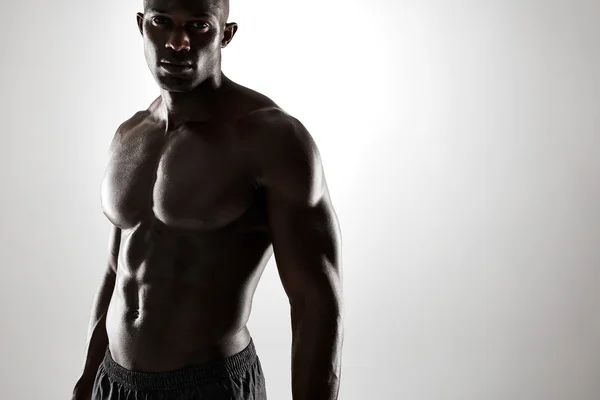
[72,378,93,400]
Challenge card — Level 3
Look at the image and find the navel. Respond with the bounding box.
[126,309,141,320]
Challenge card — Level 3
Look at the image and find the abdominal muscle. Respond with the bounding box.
[105,222,270,373]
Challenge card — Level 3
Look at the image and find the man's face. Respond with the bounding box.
[137,0,235,92]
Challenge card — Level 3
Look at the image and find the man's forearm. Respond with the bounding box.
[291,301,344,400]
[72,269,116,400]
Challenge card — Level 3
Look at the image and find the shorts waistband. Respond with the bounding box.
[101,340,257,392]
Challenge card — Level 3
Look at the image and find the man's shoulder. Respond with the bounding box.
[114,109,154,137]
[227,80,277,113]
[235,99,312,141]
[227,80,305,134]
[117,96,167,133]
[237,105,318,162]
[235,104,323,197]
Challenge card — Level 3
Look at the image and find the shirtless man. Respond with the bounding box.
[70,0,343,399]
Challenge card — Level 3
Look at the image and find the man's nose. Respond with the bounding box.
[166,28,191,52]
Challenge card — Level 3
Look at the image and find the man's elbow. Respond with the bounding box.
[299,285,344,322]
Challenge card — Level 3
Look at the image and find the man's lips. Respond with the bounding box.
[159,60,194,74]
[161,59,193,67]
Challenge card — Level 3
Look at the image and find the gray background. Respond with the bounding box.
[1,0,599,399]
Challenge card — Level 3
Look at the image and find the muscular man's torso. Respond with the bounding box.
[100,85,278,373]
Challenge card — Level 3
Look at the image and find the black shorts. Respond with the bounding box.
[92,340,267,399]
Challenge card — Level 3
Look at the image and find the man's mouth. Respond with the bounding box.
[161,59,193,66]
[159,60,194,74]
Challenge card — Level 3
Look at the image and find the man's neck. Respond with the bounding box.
[157,73,228,130]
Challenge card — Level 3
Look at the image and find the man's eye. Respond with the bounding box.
[152,17,170,25]
[190,21,210,30]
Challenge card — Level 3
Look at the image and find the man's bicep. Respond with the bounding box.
[268,192,342,306]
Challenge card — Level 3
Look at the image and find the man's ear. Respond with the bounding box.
[222,22,238,48]
[136,13,144,35]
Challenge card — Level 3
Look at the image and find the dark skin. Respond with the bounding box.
[71,0,343,399]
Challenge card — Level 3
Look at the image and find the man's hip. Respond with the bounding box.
[92,339,267,399]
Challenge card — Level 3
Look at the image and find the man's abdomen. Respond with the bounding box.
[105,256,258,373]
[103,209,271,372]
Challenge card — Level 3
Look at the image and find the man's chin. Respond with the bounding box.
[156,77,197,93]
[159,85,194,93]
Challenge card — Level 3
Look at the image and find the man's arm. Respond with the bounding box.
[72,225,121,400]
[258,112,343,400]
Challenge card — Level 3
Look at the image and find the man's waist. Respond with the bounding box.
[106,318,252,373]
[102,334,258,391]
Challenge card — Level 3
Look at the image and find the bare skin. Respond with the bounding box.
[72,0,343,399]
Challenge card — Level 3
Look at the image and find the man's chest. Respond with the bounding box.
[100,120,258,231]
